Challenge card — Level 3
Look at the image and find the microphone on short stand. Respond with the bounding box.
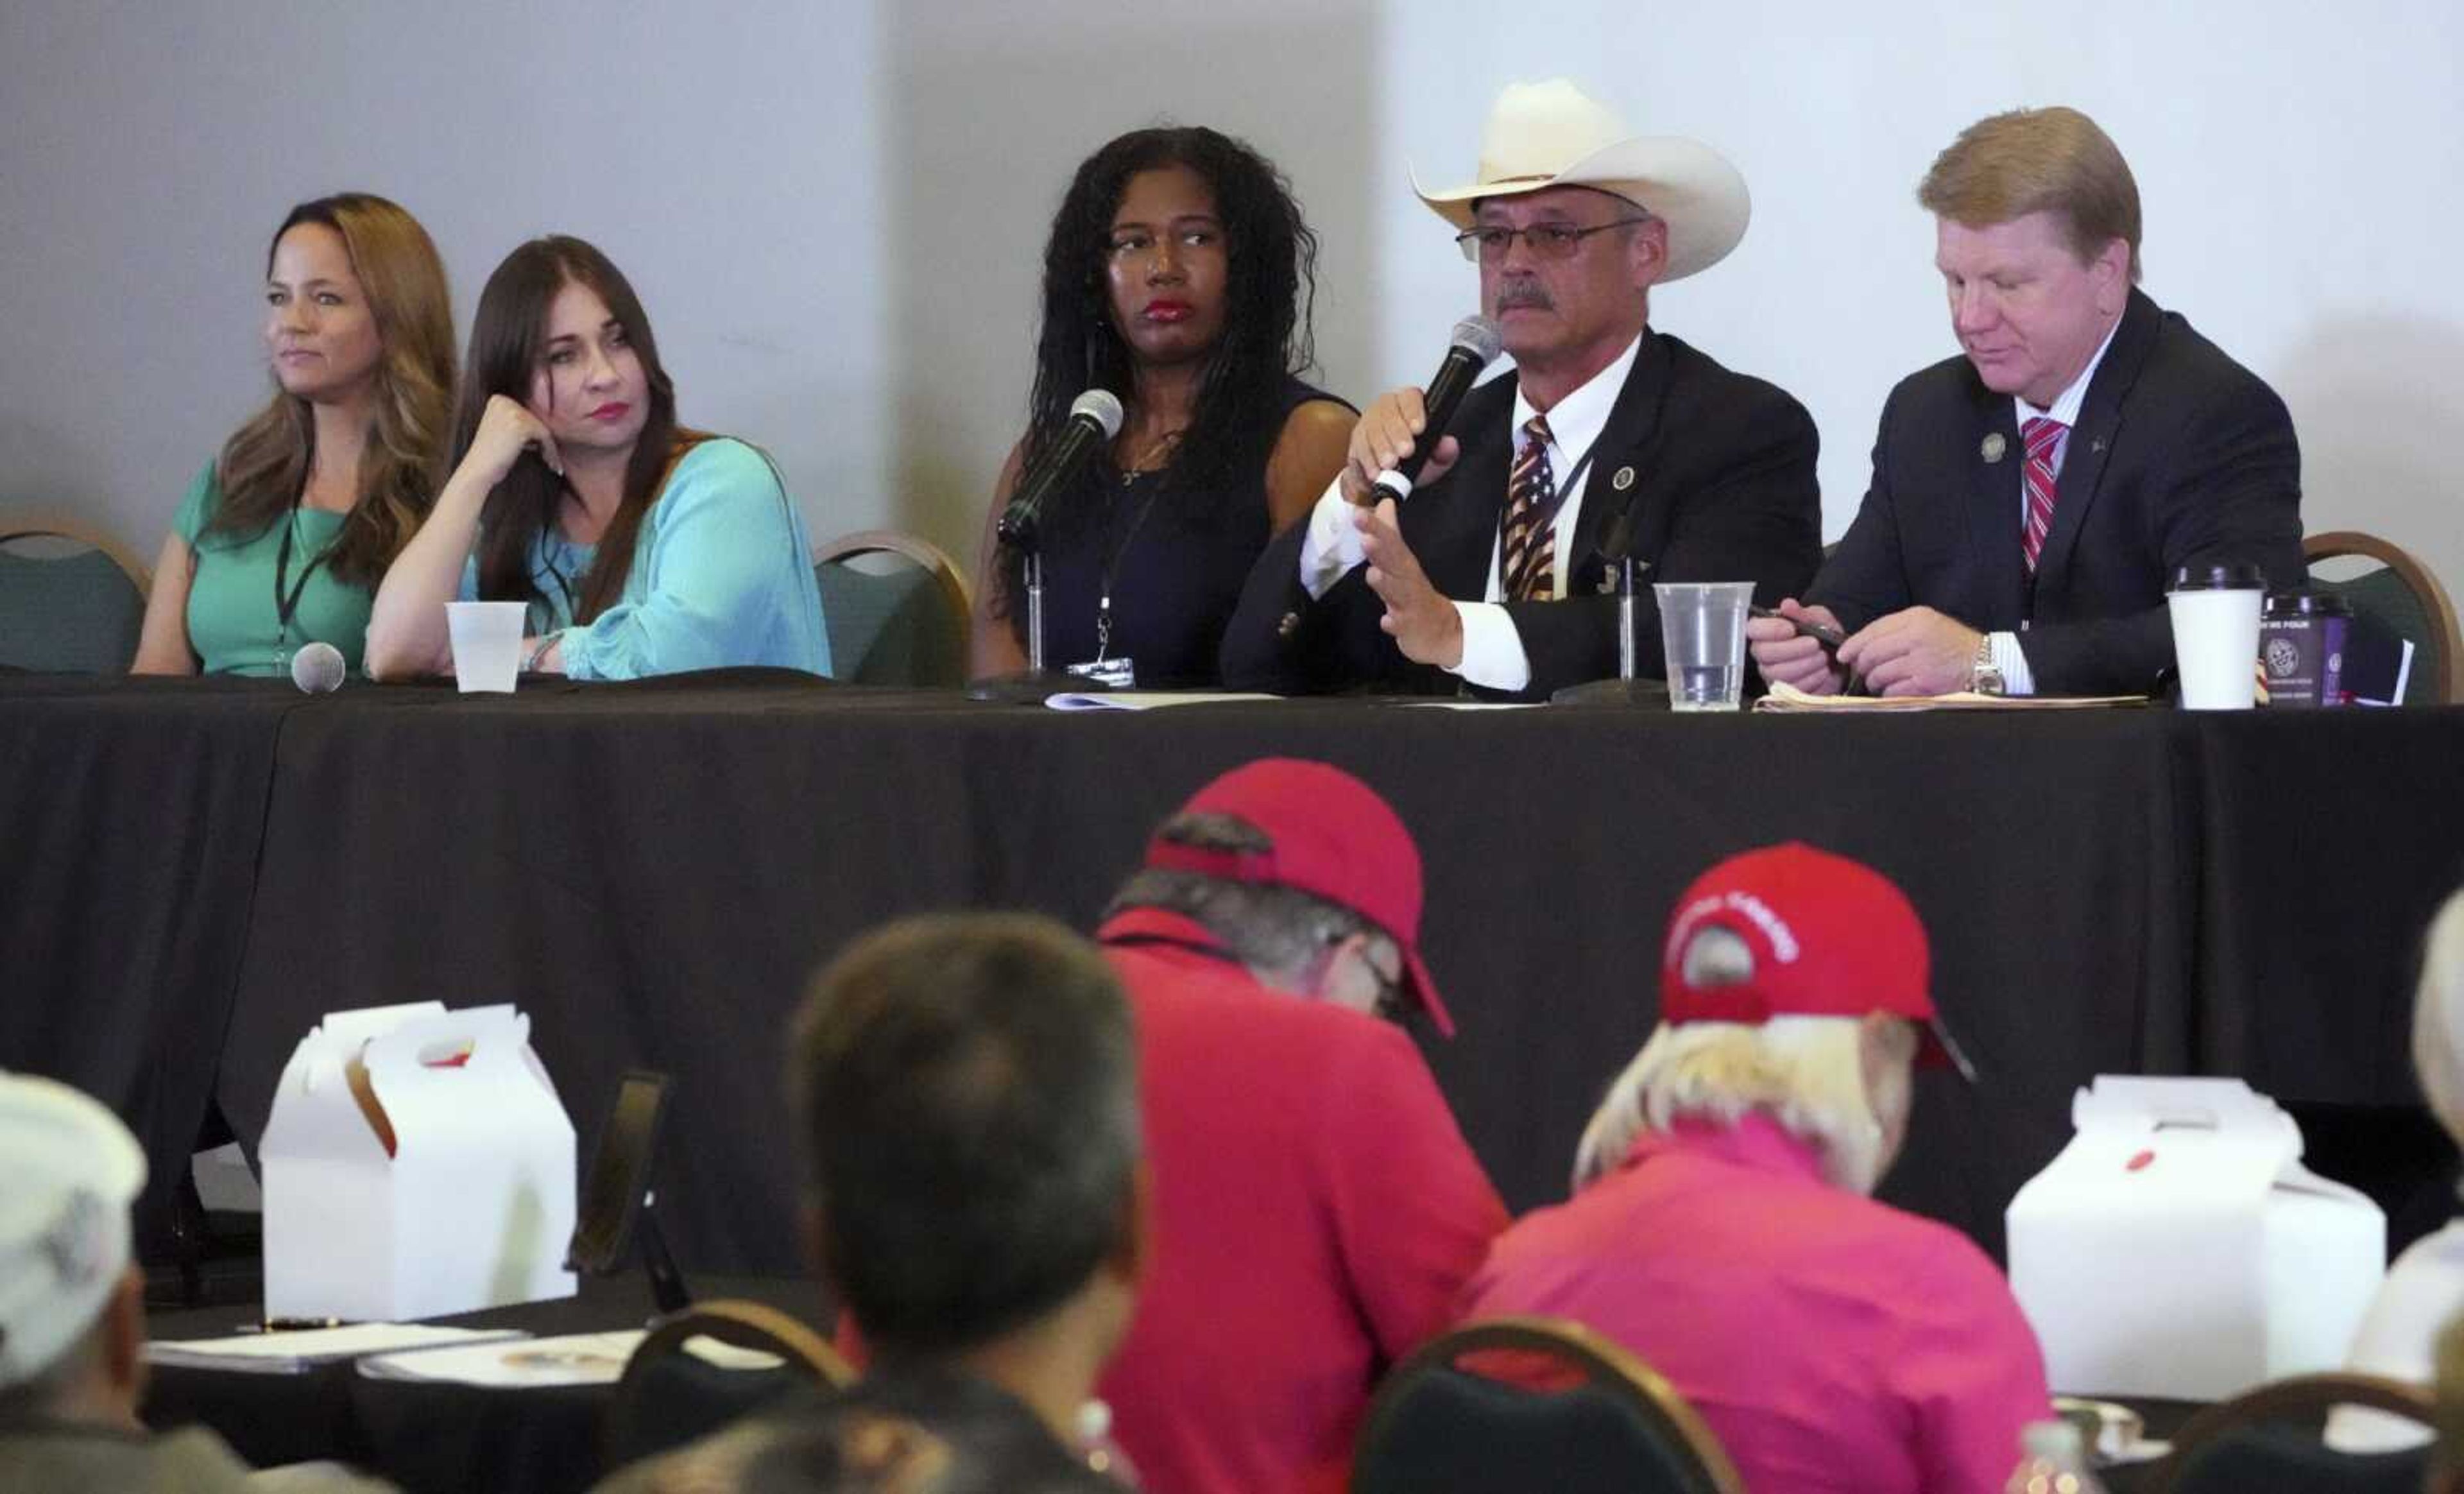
[968,389,1127,703]
[1369,316,1503,502]
[1551,490,1666,707]
[997,390,1124,550]
[289,640,346,694]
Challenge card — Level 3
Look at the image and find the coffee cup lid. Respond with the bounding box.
[2170,562,2267,592]
[2263,588,2352,617]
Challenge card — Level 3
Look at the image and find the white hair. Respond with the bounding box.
[2415,889,2464,1149]
[1573,1015,1916,1197]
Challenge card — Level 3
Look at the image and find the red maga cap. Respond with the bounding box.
[1143,759,1453,1036]
[1659,843,1971,1078]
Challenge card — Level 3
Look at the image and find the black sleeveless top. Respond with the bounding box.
[1005,377,1348,687]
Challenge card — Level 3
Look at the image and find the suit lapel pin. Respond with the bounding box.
[2091,437,2107,454]
[1980,433,2007,464]
[1612,465,1636,491]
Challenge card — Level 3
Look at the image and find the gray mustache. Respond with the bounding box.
[1495,283,1554,311]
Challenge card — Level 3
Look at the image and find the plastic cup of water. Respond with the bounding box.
[1654,582,1755,712]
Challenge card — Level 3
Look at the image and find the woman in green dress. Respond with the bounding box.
[131,193,456,676]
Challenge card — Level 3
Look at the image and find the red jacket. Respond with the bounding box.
[1095,909,1507,1494]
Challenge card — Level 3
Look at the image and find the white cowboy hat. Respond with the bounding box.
[1412,79,1751,282]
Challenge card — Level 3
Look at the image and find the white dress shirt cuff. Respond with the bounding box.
[1297,483,1366,601]
[1990,631,2037,696]
[1450,602,1532,692]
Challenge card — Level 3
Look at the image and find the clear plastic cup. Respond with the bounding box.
[445,601,526,694]
[1654,582,1755,711]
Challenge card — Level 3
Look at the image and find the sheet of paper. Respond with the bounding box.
[1752,682,2149,712]
[358,1330,644,1387]
[1043,691,1283,711]
[359,1329,787,1389]
[146,1323,525,1375]
[1399,701,1543,710]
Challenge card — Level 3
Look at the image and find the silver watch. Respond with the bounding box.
[1971,635,2005,696]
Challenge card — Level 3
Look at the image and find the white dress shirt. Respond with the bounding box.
[1987,315,2121,695]
[1297,334,1643,692]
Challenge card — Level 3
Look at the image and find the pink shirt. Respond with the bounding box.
[1460,1115,2050,1493]
[1095,910,1509,1494]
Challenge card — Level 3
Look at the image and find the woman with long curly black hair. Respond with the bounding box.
[968,126,1352,687]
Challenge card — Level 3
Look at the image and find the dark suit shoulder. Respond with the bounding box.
[1656,332,1816,431]
[2129,304,2291,422]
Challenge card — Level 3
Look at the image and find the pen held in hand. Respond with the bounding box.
[1749,604,1846,651]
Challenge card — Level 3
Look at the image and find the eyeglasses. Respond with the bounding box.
[1455,218,1650,263]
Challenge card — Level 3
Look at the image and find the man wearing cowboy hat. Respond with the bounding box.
[1222,78,1821,700]
[1749,105,2304,699]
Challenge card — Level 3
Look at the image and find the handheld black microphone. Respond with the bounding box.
[997,390,1126,547]
[1371,316,1503,501]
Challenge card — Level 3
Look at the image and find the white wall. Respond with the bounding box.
[4,1,2458,598]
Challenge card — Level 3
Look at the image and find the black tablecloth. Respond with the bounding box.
[7,675,2461,1273]
[144,1274,827,1494]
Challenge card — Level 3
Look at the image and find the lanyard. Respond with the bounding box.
[271,501,337,647]
[1092,464,1168,662]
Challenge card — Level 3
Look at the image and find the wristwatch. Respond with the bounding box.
[1970,635,2005,696]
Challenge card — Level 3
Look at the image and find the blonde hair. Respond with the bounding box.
[1917,107,2143,283]
[210,193,457,587]
[2415,889,2464,1148]
[1573,1015,1915,1197]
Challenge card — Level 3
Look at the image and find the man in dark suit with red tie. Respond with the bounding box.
[1220,79,1821,700]
[1750,105,2305,699]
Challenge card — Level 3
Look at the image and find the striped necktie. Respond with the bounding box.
[1499,415,1557,601]
[2021,416,2066,572]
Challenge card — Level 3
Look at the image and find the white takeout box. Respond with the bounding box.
[2005,1076,2383,1400]
[261,1001,578,1321]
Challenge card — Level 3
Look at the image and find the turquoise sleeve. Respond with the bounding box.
[559,441,828,680]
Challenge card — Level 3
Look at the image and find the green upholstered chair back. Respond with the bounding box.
[812,530,971,687]
[2304,529,2461,705]
[2153,1371,2435,1494]
[604,1298,854,1470]
[0,513,151,674]
[1351,1318,1745,1494]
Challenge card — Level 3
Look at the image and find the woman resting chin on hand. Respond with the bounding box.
[364,235,830,683]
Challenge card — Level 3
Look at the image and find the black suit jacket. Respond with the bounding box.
[1220,330,1822,700]
[1810,288,2304,696]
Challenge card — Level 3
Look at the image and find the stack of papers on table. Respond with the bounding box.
[146,1323,524,1375]
[1752,682,2149,712]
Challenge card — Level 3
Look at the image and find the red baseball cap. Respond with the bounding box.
[1659,843,1972,1078]
[1143,759,1453,1036]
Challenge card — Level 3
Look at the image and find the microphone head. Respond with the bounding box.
[1069,389,1126,439]
[289,640,346,694]
[1450,316,1504,365]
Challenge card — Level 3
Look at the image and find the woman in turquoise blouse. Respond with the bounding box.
[132,193,456,676]
[365,236,828,681]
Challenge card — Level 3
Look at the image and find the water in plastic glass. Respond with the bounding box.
[445,601,526,694]
[1654,581,1754,711]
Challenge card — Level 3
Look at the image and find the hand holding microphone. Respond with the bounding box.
[1340,316,1503,505]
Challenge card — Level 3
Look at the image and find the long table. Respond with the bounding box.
[4,673,2458,1270]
